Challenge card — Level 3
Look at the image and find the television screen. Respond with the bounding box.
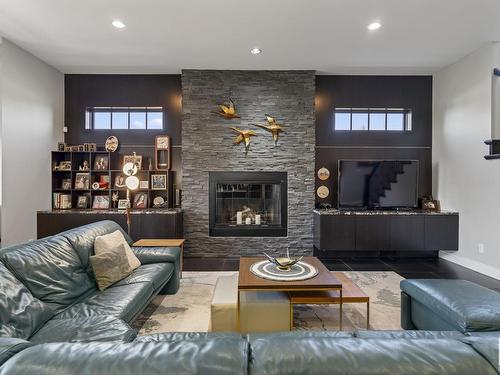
[338,160,419,209]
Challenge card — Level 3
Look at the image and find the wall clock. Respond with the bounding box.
[317,167,330,181]
[317,185,329,199]
[155,135,171,170]
[105,136,119,152]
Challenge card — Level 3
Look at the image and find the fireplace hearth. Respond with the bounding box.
[209,172,287,237]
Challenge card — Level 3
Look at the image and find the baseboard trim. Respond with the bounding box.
[439,252,500,281]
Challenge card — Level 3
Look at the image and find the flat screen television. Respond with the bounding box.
[338,160,419,209]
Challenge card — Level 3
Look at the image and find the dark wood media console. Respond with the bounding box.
[314,209,459,255]
[37,209,183,241]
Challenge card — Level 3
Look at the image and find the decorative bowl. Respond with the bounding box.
[264,250,303,271]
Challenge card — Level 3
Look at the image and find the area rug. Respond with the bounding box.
[132,271,404,335]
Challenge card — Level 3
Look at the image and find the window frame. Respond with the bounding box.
[85,106,165,130]
[333,108,412,132]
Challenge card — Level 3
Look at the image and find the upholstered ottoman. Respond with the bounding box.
[401,279,500,333]
[210,274,291,333]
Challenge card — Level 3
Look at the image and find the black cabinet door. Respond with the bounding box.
[425,215,459,251]
[389,216,425,251]
[320,215,356,251]
[356,216,391,251]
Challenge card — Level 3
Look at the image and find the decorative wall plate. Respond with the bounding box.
[317,167,330,180]
[105,136,119,152]
[153,196,165,207]
[317,185,329,199]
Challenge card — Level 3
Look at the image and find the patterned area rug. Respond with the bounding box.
[132,271,403,334]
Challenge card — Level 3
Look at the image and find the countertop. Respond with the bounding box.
[313,209,458,216]
[38,208,183,215]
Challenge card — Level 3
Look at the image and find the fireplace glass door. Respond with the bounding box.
[209,172,287,237]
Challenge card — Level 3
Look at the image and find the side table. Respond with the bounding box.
[133,239,185,278]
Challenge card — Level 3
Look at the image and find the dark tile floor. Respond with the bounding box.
[184,256,500,292]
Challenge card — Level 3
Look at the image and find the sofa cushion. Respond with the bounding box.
[401,279,500,332]
[54,282,154,323]
[355,330,465,339]
[0,263,54,339]
[61,220,133,270]
[460,336,499,372]
[249,337,497,375]
[0,338,32,367]
[95,230,140,271]
[29,316,136,344]
[90,243,134,291]
[114,263,174,290]
[0,236,95,312]
[135,332,242,342]
[0,339,249,375]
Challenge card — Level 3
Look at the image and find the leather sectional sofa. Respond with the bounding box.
[0,220,180,347]
[1,221,500,374]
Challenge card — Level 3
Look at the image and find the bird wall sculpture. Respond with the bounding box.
[213,98,240,119]
[254,114,284,145]
[230,127,257,153]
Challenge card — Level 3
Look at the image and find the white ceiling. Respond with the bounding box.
[0,0,499,74]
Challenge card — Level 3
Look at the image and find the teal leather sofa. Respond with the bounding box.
[0,220,180,350]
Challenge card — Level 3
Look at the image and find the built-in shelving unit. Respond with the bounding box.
[51,151,173,209]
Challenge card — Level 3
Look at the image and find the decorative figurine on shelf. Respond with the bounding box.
[112,192,119,208]
[213,98,240,119]
[105,136,119,152]
[79,160,89,171]
[254,114,284,145]
[230,127,257,154]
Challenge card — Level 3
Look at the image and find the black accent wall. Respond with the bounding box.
[315,75,433,207]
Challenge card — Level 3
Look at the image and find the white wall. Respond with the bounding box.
[433,42,500,279]
[0,38,64,246]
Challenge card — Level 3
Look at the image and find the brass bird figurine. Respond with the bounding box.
[254,114,284,145]
[213,98,240,119]
[231,127,257,153]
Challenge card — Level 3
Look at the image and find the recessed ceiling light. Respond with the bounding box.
[250,47,262,55]
[112,20,126,29]
[368,22,381,31]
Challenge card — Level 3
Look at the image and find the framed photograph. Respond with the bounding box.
[61,179,72,190]
[59,161,72,171]
[92,195,110,209]
[78,145,85,152]
[93,155,109,171]
[76,195,88,209]
[422,197,441,212]
[151,174,167,190]
[71,146,79,152]
[123,154,142,170]
[139,180,149,189]
[74,173,90,190]
[89,143,97,152]
[114,175,126,188]
[133,192,148,209]
[57,142,66,152]
[118,199,130,210]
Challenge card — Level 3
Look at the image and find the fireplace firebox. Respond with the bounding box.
[209,172,287,237]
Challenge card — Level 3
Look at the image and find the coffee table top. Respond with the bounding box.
[238,257,342,291]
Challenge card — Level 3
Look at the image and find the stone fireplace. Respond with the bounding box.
[209,171,287,237]
[182,70,315,257]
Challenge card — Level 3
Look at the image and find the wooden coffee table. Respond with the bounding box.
[238,257,343,330]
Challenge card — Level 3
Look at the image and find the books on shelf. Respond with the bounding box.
[53,193,72,209]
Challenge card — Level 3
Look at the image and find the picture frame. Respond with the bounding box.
[76,195,88,209]
[123,154,142,171]
[58,161,72,171]
[61,179,72,190]
[92,195,110,209]
[93,155,109,171]
[71,146,79,152]
[422,197,441,212]
[89,143,97,152]
[57,142,66,152]
[118,199,130,210]
[78,145,85,152]
[74,173,90,190]
[114,175,126,189]
[151,174,167,190]
[133,192,148,209]
[139,180,149,189]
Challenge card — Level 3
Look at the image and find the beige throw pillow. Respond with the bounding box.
[94,230,141,271]
[90,243,133,291]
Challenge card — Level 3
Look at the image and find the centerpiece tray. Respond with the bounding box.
[250,260,318,281]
